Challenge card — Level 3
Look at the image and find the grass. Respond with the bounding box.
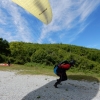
[0,63,100,82]
[0,64,54,76]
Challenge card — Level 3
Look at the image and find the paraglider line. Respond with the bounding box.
[39,8,47,15]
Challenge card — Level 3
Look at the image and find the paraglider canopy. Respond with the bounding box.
[12,0,52,24]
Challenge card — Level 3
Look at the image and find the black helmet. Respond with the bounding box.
[69,60,75,66]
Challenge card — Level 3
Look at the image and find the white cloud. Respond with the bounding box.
[0,0,33,42]
[0,0,100,44]
[38,0,100,43]
[0,9,7,25]
[0,28,14,41]
[79,0,100,22]
[87,44,100,49]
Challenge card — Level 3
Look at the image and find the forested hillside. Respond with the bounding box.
[0,38,100,73]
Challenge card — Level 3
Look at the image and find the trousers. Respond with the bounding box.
[55,72,67,86]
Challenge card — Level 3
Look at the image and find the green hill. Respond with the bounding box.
[0,38,100,74]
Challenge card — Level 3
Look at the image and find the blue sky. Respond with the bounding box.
[0,0,100,49]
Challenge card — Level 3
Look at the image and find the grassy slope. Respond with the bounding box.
[0,63,100,82]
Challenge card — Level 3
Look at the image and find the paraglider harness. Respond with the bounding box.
[54,60,69,74]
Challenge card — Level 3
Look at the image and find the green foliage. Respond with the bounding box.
[0,38,11,63]
[8,42,100,74]
[9,42,31,64]
[0,38,10,55]
[92,65,100,73]
[0,38,100,74]
[0,54,7,63]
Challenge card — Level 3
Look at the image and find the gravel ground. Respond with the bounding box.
[0,71,100,100]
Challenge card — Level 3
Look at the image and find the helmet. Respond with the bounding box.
[69,60,75,66]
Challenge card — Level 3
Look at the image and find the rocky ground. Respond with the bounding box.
[0,71,100,100]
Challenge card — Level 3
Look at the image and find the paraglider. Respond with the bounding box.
[54,60,75,88]
[12,0,52,24]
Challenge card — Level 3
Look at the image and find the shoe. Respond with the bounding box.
[57,79,62,85]
[54,83,58,88]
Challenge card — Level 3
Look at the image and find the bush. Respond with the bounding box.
[0,54,7,63]
[92,65,100,73]
[14,59,25,65]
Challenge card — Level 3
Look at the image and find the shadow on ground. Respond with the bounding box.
[68,75,100,82]
[22,75,99,100]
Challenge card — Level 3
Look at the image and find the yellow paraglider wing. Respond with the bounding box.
[12,0,52,24]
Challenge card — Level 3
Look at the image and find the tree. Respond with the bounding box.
[0,38,10,56]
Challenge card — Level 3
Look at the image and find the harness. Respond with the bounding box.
[54,61,70,75]
[54,65,58,74]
